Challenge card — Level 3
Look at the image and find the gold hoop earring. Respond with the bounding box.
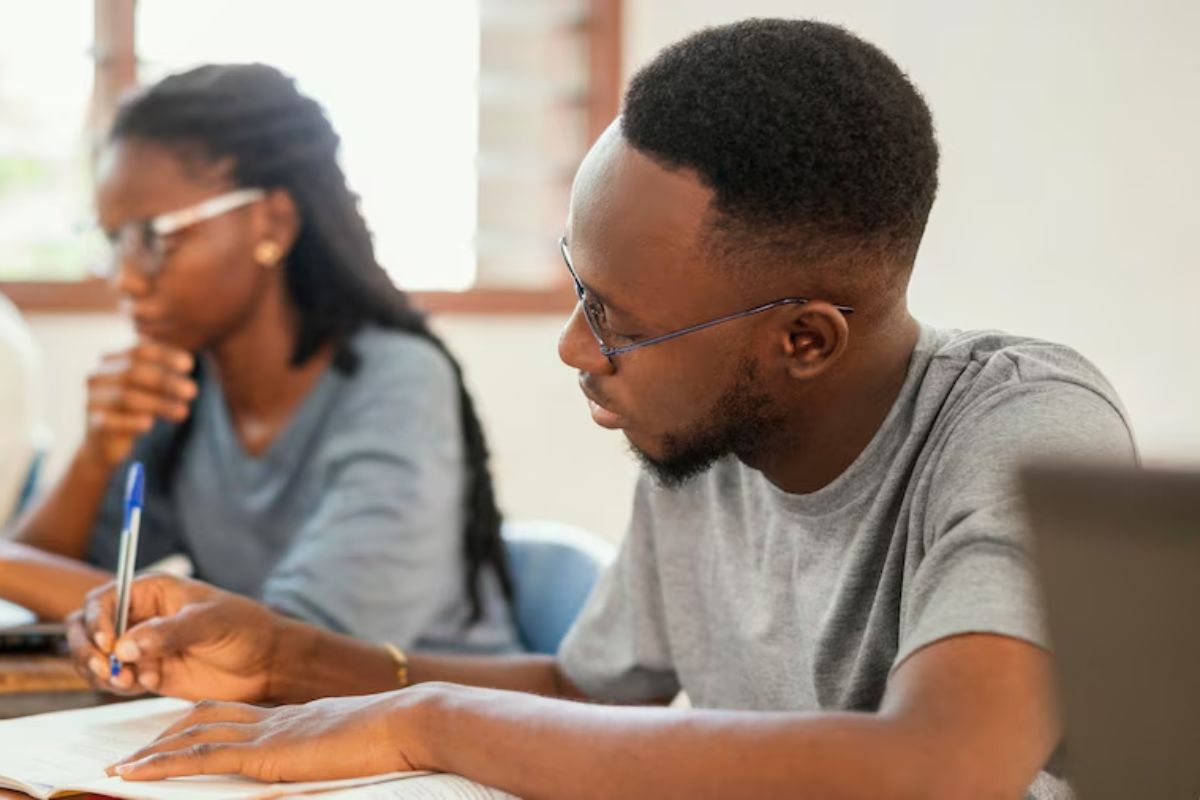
[254,240,282,267]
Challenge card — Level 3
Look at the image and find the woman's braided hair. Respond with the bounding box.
[111,63,513,622]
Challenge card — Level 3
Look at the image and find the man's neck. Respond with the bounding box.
[745,312,921,495]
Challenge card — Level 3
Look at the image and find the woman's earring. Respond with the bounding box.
[254,240,282,267]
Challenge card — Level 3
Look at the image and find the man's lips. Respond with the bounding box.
[587,397,624,429]
[579,378,625,430]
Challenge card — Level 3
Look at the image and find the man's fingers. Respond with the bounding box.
[82,584,118,653]
[108,663,142,694]
[153,700,264,741]
[116,719,258,769]
[70,629,146,696]
[65,611,107,689]
[110,702,263,780]
[120,601,222,663]
[137,667,162,692]
[106,573,194,653]
[73,603,147,695]
[111,742,250,781]
[127,573,184,619]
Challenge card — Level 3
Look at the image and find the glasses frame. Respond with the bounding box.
[559,236,854,359]
[101,187,267,278]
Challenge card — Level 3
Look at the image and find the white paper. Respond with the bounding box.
[0,697,470,799]
[314,774,518,800]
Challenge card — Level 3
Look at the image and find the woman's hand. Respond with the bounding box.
[106,690,438,782]
[82,340,196,468]
[66,573,289,702]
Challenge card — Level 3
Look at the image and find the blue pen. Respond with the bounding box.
[110,461,145,678]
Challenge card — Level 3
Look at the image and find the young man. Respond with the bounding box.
[67,19,1134,798]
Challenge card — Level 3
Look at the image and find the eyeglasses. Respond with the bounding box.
[97,187,266,279]
[559,235,854,359]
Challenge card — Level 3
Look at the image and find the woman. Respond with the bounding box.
[0,64,518,652]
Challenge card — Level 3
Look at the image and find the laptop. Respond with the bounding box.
[1021,464,1200,800]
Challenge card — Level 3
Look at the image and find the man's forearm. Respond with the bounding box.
[412,686,1015,800]
[409,651,587,698]
[265,621,582,705]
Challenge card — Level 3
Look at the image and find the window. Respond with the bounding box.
[0,1,103,282]
[1,0,620,312]
[138,0,479,292]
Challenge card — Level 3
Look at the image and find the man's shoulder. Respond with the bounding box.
[919,327,1134,460]
[923,327,1123,411]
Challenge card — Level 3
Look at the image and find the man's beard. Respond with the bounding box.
[630,359,780,490]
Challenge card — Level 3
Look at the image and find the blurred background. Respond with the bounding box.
[2,0,1197,543]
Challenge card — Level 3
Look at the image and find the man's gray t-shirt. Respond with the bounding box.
[559,325,1136,797]
[88,326,519,653]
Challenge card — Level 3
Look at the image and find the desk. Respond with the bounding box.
[0,653,90,693]
[0,653,110,720]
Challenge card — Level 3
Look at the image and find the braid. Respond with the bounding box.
[110,64,514,621]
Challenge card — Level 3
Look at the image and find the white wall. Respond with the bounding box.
[18,0,1200,547]
[625,0,1200,463]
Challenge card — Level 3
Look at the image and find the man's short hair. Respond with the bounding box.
[622,19,939,279]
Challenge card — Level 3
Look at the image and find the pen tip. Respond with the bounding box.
[109,654,120,679]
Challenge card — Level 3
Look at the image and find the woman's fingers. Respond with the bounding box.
[86,408,155,436]
[85,342,196,436]
[88,385,190,421]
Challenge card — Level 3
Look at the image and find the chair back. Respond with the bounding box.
[503,521,614,654]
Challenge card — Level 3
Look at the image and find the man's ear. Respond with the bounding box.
[775,302,850,380]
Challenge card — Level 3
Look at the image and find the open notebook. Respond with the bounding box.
[0,697,513,799]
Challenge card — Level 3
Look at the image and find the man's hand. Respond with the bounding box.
[106,689,442,782]
[66,573,288,702]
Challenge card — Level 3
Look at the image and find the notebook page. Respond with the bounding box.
[0,697,423,799]
[314,774,518,800]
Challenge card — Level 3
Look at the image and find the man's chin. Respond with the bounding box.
[625,435,724,491]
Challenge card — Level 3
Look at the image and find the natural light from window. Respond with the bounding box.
[139,0,480,291]
[0,1,480,291]
[0,1,100,281]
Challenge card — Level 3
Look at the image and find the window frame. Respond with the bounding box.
[3,0,621,315]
